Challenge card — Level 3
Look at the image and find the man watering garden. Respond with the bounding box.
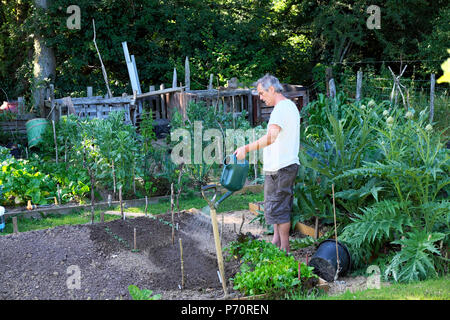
[234,74,300,253]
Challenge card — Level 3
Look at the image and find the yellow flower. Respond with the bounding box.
[437,49,450,84]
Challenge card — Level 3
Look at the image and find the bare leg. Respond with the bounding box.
[272,224,281,247]
[278,222,291,253]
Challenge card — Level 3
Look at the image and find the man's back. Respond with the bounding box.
[263,98,300,172]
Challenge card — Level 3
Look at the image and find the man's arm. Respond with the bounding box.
[234,124,281,160]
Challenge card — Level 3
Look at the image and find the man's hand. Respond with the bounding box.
[233,124,281,161]
[233,146,246,160]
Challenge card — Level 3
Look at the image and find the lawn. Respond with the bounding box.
[314,276,450,300]
[0,191,264,235]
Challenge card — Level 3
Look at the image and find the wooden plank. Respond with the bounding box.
[122,42,141,95]
[189,89,251,98]
[295,222,324,238]
[55,96,131,105]
[135,87,185,99]
[248,202,325,238]
[131,54,142,94]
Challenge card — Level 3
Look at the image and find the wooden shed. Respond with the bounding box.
[251,84,309,125]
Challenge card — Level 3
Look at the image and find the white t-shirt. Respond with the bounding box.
[263,98,300,172]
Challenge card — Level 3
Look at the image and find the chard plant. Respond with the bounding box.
[225,238,317,297]
[128,285,161,300]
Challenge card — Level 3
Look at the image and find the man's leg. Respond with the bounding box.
[278,222,291,253]
[272,224,280,247]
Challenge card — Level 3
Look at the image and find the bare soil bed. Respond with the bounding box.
[0,209,371,300]
[0,210,265,300]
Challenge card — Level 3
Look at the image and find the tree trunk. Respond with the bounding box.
[33,0,56,117]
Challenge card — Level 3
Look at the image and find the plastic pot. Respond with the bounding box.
[308,239,351,282]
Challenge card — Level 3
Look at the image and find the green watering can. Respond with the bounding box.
[200,154,249,214]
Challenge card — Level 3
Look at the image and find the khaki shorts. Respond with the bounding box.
[264,163,299,225]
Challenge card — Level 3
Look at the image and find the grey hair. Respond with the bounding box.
[256,74,283,93]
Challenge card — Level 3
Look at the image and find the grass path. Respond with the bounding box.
[0,191,264,235]
[313,276,450,300]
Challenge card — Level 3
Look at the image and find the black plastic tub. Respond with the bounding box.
[308,239,351,282]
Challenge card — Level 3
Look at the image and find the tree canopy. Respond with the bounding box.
[0,0,448,101]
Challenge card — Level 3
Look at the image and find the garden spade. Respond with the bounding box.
[201,184,228,297]
[198,155,249,297]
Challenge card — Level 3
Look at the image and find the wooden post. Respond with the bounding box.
[49,84,56,121]
[176,164,184,216]
[100,211,105,223]
[133,227,137,251]
[171,183,175,245]
[160,83,166,119]
[329,79,336,99]
[149,85,159,119]
[17,97,24,115]
[90,173,95,224]
[185,57,190,91]
[119,186,124,220]
[12,217,18,234]
[172,68,177,88]
[208,74,214,90]
[332,184,340,281]
[314,217,319,239]
[132,90,137,125]
[430,73,435,123]
[52,120,58,164]
[57,184,61,204]
[179,238,185,289]
[248,92,253,126]
[326,67,333,97]
[144,196,148,216]
[180,82,186,124]
[93,19,112,98]
[356,70,363,102]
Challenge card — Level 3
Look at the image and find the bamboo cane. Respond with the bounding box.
[145,196,148,216]
[134,228,137,251]
[179,238,185,289]
[171,183,175,245]
[332,184,340,281]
